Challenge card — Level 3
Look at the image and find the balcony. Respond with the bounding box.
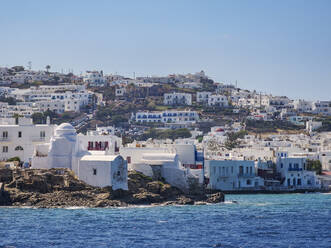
[0,137,10,141]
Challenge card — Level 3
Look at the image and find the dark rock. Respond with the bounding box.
[206,192,225,203]
[146,181,163,194]
[0,183,11,205]
[111,188,129,199]
[131,192,162,204]
[176,196,194,205]
[160,184,182,198]
[94,200,108,208]
[0,168,13,184]
[1,168,225,208]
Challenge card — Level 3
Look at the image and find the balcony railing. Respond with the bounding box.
[0,137,10,141]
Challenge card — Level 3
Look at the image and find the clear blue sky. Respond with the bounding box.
[1,0,330,100]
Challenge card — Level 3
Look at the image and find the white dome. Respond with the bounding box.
[55,123,76,137]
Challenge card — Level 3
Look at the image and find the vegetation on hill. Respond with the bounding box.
[316,117,331,132]
[306,160,322,175]
[245,120,303,133]
[137,128,191,141]
[0,97,19,105]
[32,111,81,125]
[224,130,248,150]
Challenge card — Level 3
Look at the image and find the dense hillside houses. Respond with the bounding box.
[0,84,93,117]
[0,67,76,86]
[0,113,330,192]
[0,66,330,192]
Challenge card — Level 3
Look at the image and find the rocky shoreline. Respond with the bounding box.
[0,168,224,208]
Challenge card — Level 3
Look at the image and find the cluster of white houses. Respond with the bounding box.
[0,117,328,192]
[0,85,93,117]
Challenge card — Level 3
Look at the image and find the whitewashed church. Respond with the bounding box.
[31,123,128,190]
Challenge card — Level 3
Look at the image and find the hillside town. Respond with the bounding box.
[1,65,331,194]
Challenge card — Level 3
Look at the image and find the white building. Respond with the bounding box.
[0,103,35,118]
[208,94,229,107]
[306,120,322,133]
[120,142,203,191]
[318,151,331,171]
[79,154,128,189]
[292,99,313,112]
[205,160,263,191]
[135,110,199,124]
[276,153,321,189]
[83,71,106,86]
[31,123,127,189]
[196,92,211,103]
[0,117,55,162]
[7,85,92,114]
[312,101,331,116]
[115,87,126,97]
[164,93,192,106]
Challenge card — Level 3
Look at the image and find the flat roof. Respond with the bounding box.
[80,155,119,162]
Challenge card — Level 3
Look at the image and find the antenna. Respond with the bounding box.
[27,61,32,70]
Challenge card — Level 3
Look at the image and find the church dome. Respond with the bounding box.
[55,123,76,137]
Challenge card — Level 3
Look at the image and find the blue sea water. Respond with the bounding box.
[0,193,331,248]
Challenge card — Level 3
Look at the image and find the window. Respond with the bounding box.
[3,146,8,153]
[117,171,121,176]
[93,168,97,175]
[127,156,131,164]
[18,131,22,138]
[15,146,23,151]
[40,131,46,138]
[239,166,243,175]
[2,131,8,138]
[247,179,251,185]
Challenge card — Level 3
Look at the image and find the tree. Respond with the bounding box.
[0,96,18,105]
[11,66,25,72]
[306,160,322,175]
[45,65,51,73]
[147,101,156,110]
[138,128,191,141]
[7,156,20,162]
[31,112,44,124]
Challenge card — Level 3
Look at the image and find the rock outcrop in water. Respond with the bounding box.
[0,168,224,208]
